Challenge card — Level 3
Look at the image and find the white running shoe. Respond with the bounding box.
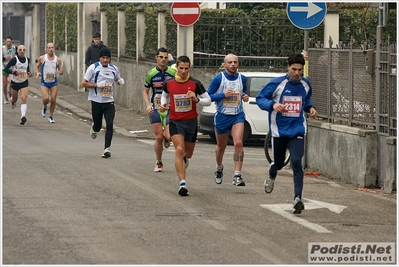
[154,162,163,172]
[102,147,111,158]
[48,116,55,123]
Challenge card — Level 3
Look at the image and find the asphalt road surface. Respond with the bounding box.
[2,92,396,265]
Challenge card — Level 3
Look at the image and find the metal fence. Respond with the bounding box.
[308,44,397,137]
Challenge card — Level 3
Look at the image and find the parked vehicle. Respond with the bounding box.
[198,72,285,144]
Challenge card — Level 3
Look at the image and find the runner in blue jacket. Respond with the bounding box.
[256,53,318,214]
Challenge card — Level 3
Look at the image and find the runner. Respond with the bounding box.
[207,54,250,186]
[35,42,63,123]
[2,36,16,104]
[3,45,32,125]
[81,47,125,158]
[160,55,211,196]
[256,53,318,214]
[143,47,176,172]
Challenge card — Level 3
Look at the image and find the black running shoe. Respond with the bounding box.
[20,116,27,125]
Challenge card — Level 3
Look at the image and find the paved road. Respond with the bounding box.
[2,80,397,265]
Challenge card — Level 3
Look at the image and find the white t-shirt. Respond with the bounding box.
[84,62,121,103]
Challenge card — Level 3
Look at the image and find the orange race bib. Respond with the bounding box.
[154,94,162,109]
[173,94,192,112]
[99,82,113,97]
[45,73,55,82]
[17,72,27,80]
[223,91,241,107]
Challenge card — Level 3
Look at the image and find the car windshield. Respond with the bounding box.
[248,77,274,97]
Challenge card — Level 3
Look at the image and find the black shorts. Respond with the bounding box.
[11,80,29,91]
[169,118,198,143]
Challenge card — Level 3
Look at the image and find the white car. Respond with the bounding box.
[199,72,285,143]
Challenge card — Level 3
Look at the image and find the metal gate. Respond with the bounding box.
[376,25,397,186]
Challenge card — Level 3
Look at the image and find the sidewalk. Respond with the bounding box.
[28,78,155,139]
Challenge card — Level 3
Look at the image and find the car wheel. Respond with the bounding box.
[209,133,216,143]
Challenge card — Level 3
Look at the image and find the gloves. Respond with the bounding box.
[118,78,125,85]
[97,80,106,88]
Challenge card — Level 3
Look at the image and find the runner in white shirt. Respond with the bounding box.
[81,47,125,158]
[35,42,63,123]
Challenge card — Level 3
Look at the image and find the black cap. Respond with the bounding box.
[99,47,111,58]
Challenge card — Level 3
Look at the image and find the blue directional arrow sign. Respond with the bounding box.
[287,2,327,30]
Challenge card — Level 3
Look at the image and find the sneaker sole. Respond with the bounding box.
[102,152,111,158]
[154,169,163,172]
[293,202,305,214]
[178,187,189,196]
[215,179,223,184]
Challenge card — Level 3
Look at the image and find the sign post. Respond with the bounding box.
[286,2,326,77]
[171,2,201,59]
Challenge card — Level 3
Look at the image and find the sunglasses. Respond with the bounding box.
[157,55,168,59]
[18,49,26,51]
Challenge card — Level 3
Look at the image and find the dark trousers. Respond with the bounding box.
[91,101,115,149]
[269,135,305,199]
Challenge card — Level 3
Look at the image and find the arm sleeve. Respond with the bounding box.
[303,80,315,113]
[161,91,170,105]
[241,75,249,95]
[256,82,277,113]
[207,74,225,102]
[3,57,16,74]
[197,92,212,106]
[27,58,31,73]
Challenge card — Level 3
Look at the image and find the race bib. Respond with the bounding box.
[17,72,27,80]
[154,93,162,109]
[45,73,55,82]
[173,94,192,112]
[282,96,302,117]
[223,90,241,108]
[99,82,113,97]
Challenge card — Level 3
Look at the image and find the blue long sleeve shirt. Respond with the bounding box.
[256,74,315,138]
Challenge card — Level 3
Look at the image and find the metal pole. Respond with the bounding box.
[303,29,309,77]
[303,29,309,168]
[183,26,187,56]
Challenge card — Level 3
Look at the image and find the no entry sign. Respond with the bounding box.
[171,2,201,26]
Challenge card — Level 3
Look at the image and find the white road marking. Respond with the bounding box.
[260,198,347,234]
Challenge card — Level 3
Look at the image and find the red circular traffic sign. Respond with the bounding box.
[171,2,201,26]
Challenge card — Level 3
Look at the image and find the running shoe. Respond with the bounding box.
[4,97,8,104]
[293,197,305,214]
[90,127,97,139]
[183,156,189,169]
[41,107,47,117]
[264,177,275,194]
[178,186,189,196]
[20,116,27,125]
[214,168,223,184]
[10,101,16,109]
[48,116,55,123]
[232,174,245,186]
[102,147,111,158]
[163,137,170,148]
[154,162,163,172]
